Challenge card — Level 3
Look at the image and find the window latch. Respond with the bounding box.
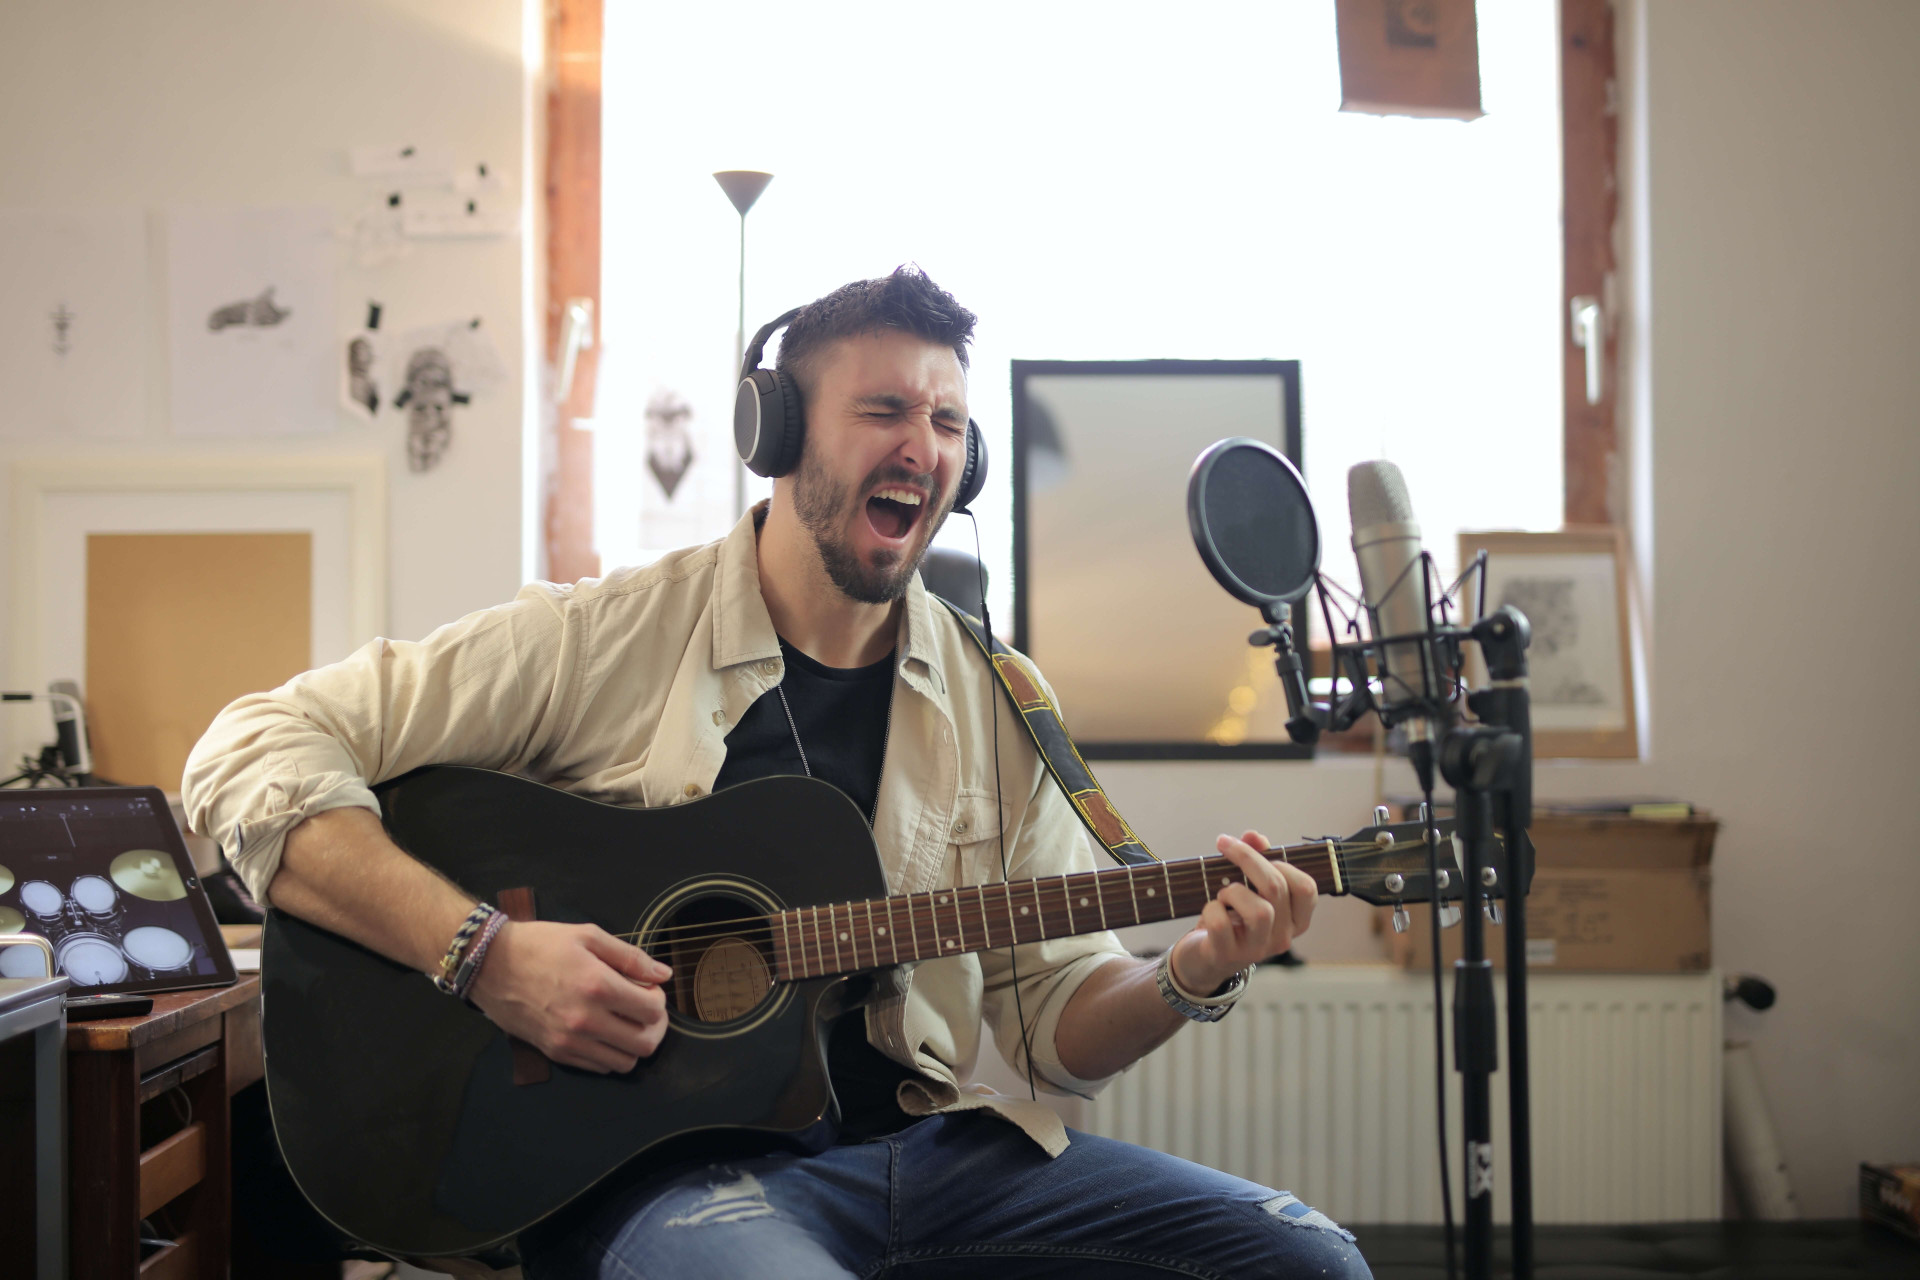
[556,296,596,413]
[1570,295,1603,405]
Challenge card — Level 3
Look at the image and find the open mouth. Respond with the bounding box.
[864,486,926,542]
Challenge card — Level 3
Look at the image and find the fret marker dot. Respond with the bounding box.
[1146,887,1156,897]
[839,932,848,942]
[1079,897,1089,906]
[877,927,887,936]
[938,895,949,904]
[945,939,956,948]
[1020,906,1029,915]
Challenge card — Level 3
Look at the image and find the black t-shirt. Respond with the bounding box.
[711,638,919,1143]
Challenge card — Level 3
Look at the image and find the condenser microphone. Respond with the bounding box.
[47,679,93,781]
[1348,460,1442,786]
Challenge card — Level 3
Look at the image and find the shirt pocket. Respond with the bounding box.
[947,788,1018,887]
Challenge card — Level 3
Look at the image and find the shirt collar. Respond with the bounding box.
[708,500,949,693]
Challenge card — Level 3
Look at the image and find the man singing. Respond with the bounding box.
[185,267,1370,1278]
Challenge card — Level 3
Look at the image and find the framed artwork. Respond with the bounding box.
[1012,360,1307,759]
[1457,526,1638,759]
[7,457,386,785]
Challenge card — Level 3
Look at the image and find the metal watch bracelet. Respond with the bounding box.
[1155,950,1253,1023]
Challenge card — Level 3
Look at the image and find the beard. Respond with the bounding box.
[790,448,950,605]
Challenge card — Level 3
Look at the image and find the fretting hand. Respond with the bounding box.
[1167,830,1317,995]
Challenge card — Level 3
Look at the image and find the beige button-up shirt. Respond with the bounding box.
[183,505,1131,1154]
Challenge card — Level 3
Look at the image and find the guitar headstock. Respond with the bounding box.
[1333,818,1513,908]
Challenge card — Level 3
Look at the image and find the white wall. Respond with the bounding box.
[0,0,536,740]
[1089,0,1920,1219]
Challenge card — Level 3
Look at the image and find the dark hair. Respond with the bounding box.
[775,265,976,402]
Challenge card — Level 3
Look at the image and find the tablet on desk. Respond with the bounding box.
[0,786,238,995]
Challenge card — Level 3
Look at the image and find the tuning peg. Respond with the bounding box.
[1392,905,1411,934]
[1483,899,1503,926]
[1374,805,1391,827]
[1438,904,1463,929]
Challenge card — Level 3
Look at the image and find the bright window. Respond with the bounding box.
[598,0,1562,617]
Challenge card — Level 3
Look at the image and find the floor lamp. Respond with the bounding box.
[714,170,774,520]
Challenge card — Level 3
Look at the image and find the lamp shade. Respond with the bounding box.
[713,170,774,216]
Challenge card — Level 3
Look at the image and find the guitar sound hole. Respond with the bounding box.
[653,895,776,1024]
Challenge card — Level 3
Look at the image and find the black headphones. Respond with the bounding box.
[733,307,988,512]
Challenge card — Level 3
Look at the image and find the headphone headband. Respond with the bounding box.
[740,307,804,382]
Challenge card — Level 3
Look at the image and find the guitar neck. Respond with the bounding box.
[770,840,1348,982]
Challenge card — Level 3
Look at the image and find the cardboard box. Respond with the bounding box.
[1861,1162,1920,1244]
[1386,811,1716,972]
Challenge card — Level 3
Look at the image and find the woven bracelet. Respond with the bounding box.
[432,902,498,995]
[451,909,509,1002]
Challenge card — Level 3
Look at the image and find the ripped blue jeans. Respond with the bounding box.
[523,1111,1371,1280]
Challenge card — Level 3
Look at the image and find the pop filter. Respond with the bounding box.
[1187,437,1320,619]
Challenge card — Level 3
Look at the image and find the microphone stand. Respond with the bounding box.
[1436,605,1534,1280]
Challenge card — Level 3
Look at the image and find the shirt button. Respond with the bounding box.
[952,820,969,836]
[760,659,778,675]
[711,709,725,726]
[683,782,702,798]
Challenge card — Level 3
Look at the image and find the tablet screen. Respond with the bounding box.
[0,786,236,995]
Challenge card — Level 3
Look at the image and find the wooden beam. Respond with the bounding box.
[543,0,603,584]
[1561,0,1620,525]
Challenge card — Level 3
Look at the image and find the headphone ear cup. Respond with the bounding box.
[735,368,807,478]
[769,369,806,478]
[952,419,988,512]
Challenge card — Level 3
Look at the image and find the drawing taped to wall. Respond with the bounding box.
[395,345,466,471]
[388,320,505,472]
[206,286,292,331]
[342,332,382,420]
[167,206,336,436]
[645,389,695,498]
[0,208,147,438]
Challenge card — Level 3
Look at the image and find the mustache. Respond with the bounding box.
[860,464,937,497]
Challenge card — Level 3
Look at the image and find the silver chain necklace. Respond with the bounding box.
[775,684,813,779]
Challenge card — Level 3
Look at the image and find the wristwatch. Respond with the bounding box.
[1155,949,1253,1023]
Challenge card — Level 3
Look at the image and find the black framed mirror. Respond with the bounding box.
[1011,359,1308,759]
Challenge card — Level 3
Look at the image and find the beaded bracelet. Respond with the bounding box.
[451,908,509,1002]
[432,902,498,995]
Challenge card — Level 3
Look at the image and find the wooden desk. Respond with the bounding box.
[67,975,262,1279]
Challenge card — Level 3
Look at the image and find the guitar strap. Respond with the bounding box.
[936,596,1159,868]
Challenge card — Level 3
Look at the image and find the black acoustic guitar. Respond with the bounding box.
[263,765,1498,1259]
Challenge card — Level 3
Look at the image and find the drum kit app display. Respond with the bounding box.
[0,786,237,996]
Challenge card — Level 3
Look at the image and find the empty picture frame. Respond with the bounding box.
[1012,360,1306,759]
[1458,526,1639,759]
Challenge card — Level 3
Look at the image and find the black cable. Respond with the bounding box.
[1421,784,1459,1280]
[963,511,1037,1102]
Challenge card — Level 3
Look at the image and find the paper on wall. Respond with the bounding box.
[388,319,508,471]
[348,144,458,184]
[167,206,338,436]
[0,208,148,439]
[401,190,517,238]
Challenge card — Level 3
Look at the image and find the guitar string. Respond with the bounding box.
[604,854,1448,953]
[605,847,1371,943]
[609,867,1459,962]
[605,848,1445,944]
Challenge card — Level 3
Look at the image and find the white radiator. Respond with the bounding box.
[1081,967,1722,1224]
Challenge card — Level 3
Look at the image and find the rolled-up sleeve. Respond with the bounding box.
[181,586,577,902]
[978,765,1133,1099]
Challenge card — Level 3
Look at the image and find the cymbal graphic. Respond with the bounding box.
[111,849,188,901]
[0,905,23,933]
[0,862,12,894]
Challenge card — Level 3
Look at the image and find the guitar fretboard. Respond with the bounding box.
[768,842,1347,981]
